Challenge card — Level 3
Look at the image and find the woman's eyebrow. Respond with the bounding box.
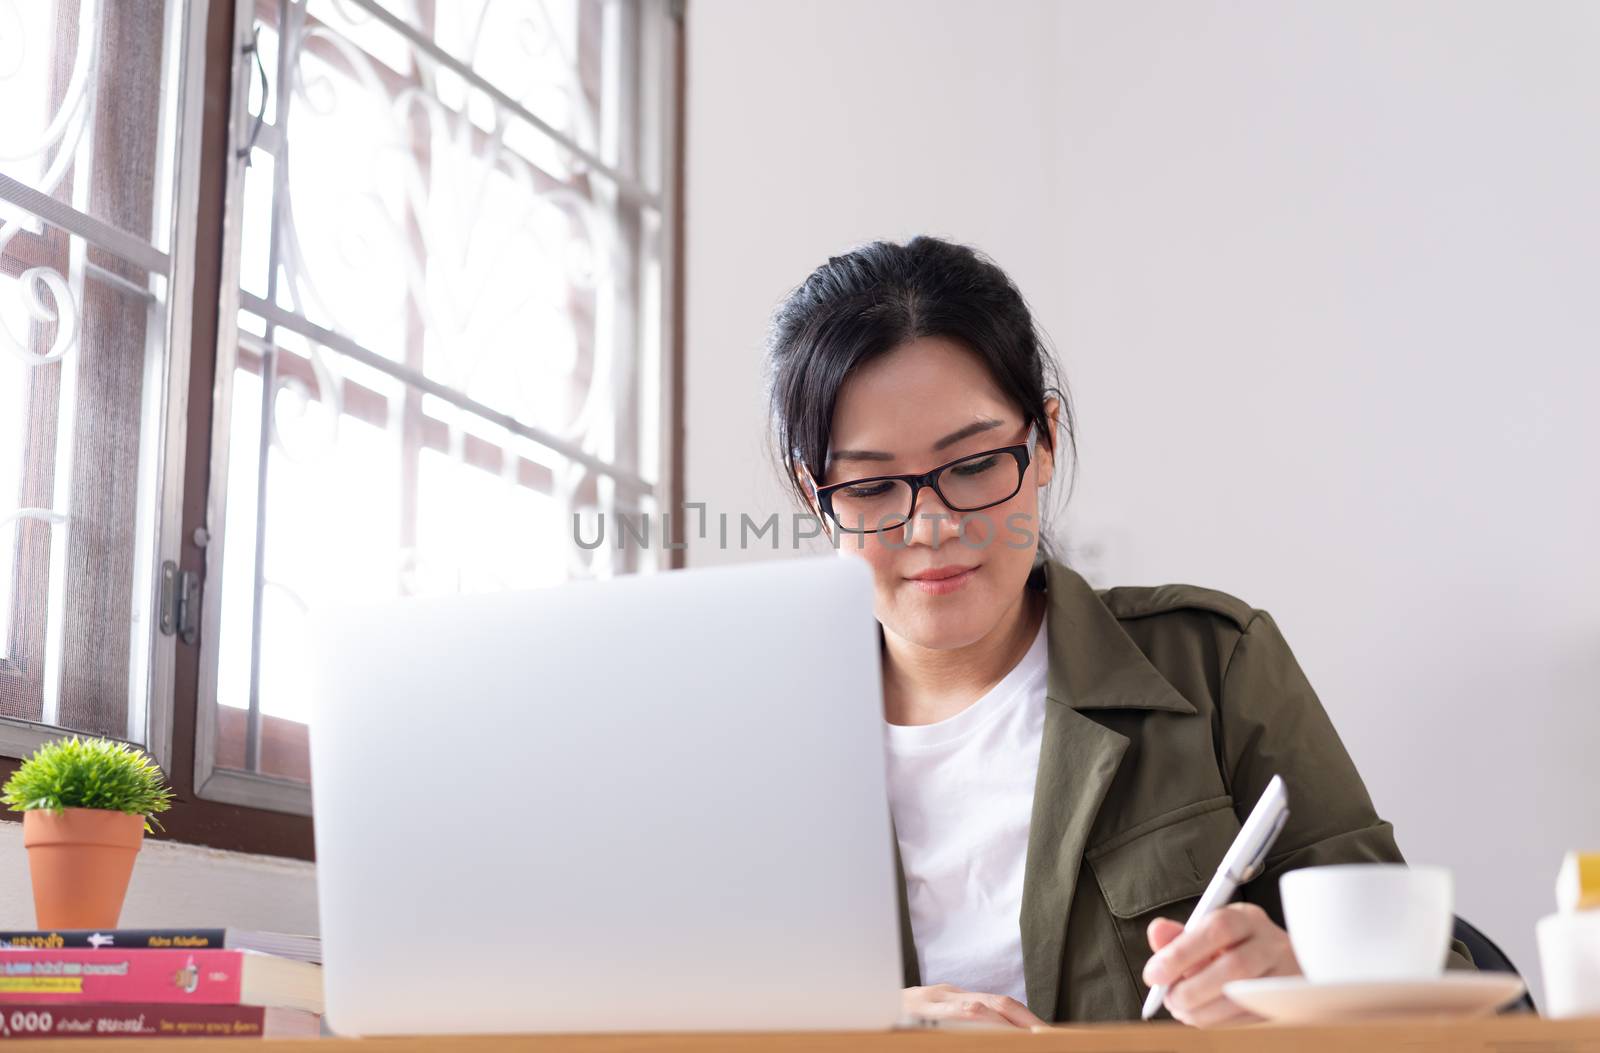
[829,417,1005,464]
[931,416,1003,451]
[828,448,894,464]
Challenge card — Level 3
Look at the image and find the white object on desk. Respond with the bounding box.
[1538,910,1600,1019]
[1140,773,1291,1020]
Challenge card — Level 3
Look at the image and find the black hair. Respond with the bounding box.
[765,236,1076,532]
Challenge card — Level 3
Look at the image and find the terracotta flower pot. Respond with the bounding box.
[22,808,145,930]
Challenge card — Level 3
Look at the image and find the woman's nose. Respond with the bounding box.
[899,484,961,549]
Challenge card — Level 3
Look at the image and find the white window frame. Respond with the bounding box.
[0,0,214,772]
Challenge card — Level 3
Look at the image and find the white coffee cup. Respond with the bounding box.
[1279,864,1454,983]
[1537,911,1600,1018]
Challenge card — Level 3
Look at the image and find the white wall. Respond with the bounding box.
[686,0,1600,1005]
[684,0,1070,559]
[0,823,318,935]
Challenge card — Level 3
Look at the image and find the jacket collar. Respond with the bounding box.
[1015,559,1198,1017]
[1039,559,1196,716]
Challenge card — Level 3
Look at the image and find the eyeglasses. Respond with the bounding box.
[813,430,1035,535]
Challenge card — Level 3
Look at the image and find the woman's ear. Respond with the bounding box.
[796,464,831,538]
[1034,397,1062,487]
[796,464,819,513]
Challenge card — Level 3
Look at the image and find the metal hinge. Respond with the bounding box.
[158,560,201,646]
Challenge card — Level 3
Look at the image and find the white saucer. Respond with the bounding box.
[1222,974,1526,1023]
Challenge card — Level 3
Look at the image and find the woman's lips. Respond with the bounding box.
[905,565,979,595]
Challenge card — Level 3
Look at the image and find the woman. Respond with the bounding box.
[764,236,1468,1028]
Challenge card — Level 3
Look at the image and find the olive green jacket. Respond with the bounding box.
[891,559,1471,1022]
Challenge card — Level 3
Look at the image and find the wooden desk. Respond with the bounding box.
[6,1015,1600,1052]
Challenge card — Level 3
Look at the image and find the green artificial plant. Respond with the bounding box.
[2,736,174,832]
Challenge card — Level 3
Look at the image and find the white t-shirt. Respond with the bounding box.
[884,616,1049,1006]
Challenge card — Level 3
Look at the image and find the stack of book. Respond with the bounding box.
[0,928,323,1040]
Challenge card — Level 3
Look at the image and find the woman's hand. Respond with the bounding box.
[1143,902,1301,1027]
[902,984,1046,1029]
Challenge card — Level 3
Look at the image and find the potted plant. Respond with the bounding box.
[3,736,173,929]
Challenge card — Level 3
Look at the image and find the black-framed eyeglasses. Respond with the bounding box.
[813,430,1035,535]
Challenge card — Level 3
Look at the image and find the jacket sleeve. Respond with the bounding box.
[1217,609,1475,970]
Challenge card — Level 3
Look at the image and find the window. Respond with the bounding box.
[0,0,682,852]
[0,0,206,765]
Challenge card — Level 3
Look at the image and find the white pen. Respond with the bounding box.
[1140,774,1291,1021]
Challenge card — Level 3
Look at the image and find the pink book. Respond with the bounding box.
[0,1002,322,1040]
[0,949,322,1015]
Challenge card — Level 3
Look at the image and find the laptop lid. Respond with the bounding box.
[309,556,901,1033]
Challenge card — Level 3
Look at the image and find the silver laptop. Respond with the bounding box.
[308,556,903,1034]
